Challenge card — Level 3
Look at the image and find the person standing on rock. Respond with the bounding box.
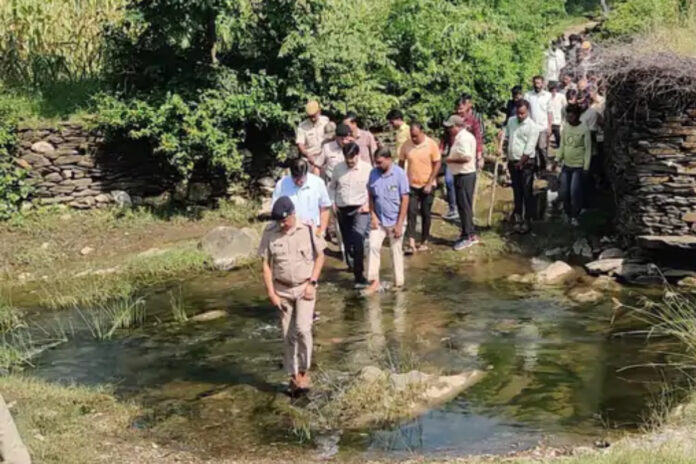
[272,158,332,237]
[343,111,377,165]
[259,196,326,393]
[443,115,479,250]
[524,76,552,172]
[399,122,441,254]
[365,147,409,295]
[296,100,330,170]
[499,100,539,234]
[328,142,372,287]
[555,104,591,227]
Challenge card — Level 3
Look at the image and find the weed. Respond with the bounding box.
[77,296,146,340]
[169,285,189,323]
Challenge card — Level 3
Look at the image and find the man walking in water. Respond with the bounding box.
[366,147,409,294]
[259,196,326,394]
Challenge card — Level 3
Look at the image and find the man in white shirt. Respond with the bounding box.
[499,100,539,234]
[443,115,479,250]
[524,75,552,171]
[548,81,568,150]
[545,43,560,83]
[328,142,372,287]
[315,123,352,181]
[296,101,330,166]
[272,158,332,236]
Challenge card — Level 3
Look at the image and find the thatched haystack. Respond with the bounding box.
[594,43,696,247]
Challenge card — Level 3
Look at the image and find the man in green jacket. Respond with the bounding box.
[555,104,591,227]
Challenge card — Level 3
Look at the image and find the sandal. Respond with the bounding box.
[403,245,415,256]
[416,243,429,252]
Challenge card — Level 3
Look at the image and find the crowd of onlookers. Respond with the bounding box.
[267,31,605,292]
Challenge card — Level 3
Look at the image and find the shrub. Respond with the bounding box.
[0,96,32,219]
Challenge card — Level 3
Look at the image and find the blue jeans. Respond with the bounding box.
[444,164,456,212]
[560,166,584,219]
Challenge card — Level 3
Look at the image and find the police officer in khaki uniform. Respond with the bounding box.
[258,196,326,393]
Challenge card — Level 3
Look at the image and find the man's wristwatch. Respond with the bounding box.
[309,279,319,287]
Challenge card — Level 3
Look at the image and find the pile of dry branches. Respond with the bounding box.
[587,39,696,117]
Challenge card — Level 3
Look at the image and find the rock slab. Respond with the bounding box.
[199,226,260,271]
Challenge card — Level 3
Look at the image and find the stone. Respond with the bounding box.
[110,190,132,208]
[571,238,593,259]
[535,261,575,285]
[199,226,260,271]
[567,287,604,304]
[585,259,624,275]
[95,194,111,203]
[257,197,272,217]
[637,235,696,250]
[543,247,569,259]
[191,310,228,322]
[30,141,55,156]
[349,367,485,428]
[228,195,248,206]
[678,276,696,290]
[70,178,93,189]
[20,153,50,167]
[44,172,63,183]
[188,182,213,203]
[506,273,536,284]
[14,158,31,170]
[257,177,276,195]
[683,212,696,223]
[80,246,94,256]
[61,170,73,179]
[598,248,624,260]
[143,192,171,208]
[50,184,76,194]
[54,155,83,166]
[591,275,622,292]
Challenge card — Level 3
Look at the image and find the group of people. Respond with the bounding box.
[258,33,606,393]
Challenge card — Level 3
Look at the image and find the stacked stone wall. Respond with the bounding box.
[606,103,696,239]
[15,123,171,209]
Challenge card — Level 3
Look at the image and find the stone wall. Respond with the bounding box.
[15,123,171,209]
[606,103,696,240]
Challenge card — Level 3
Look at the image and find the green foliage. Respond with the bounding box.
[93,0,569,182]
[0,95,32,220]
[600,0,684,37]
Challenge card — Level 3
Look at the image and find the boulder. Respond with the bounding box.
[585,258,624,276]
[143,191,171,208]
[44,172,63,183]
[535,261,575,285]
[110,190,132,208]
[567,287,604,304]
[199,226,260,271]
[349,367,485,428]
[598,248,624,260]
[188,182,213,203]
[571,238,593,260]
[591,275,622,292]
[257,177,276,195]
[21,153,50,167]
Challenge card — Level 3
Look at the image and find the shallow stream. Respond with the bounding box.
[24,255,681,459]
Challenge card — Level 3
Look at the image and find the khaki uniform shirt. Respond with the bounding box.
[328,160,371,208]
[315,140,345,180]
[258,222,326,287]
[296,115,330,157]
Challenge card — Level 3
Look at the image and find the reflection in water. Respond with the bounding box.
[26,262,684,457]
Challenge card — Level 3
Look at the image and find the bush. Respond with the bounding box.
[600,0,685,37]
[0,97,32,219]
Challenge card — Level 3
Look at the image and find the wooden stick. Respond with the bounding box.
[488,157,501,227]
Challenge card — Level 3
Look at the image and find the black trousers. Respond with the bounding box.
[337,207,370,282]
[508,161,535,222]
[551,124,561,149]
[454,172,476,238]
[406,187,434,243]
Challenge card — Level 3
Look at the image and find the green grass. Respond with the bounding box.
[37,246,209,310]
[169,285,189,323]
[77,295,147,340]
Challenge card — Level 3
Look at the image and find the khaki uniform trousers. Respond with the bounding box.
[0,394,31,464]
[275,282,315,375]
[367,225,405,286]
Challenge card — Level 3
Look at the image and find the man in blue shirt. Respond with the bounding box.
[365,147,410,294]
[272,158,332,237]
